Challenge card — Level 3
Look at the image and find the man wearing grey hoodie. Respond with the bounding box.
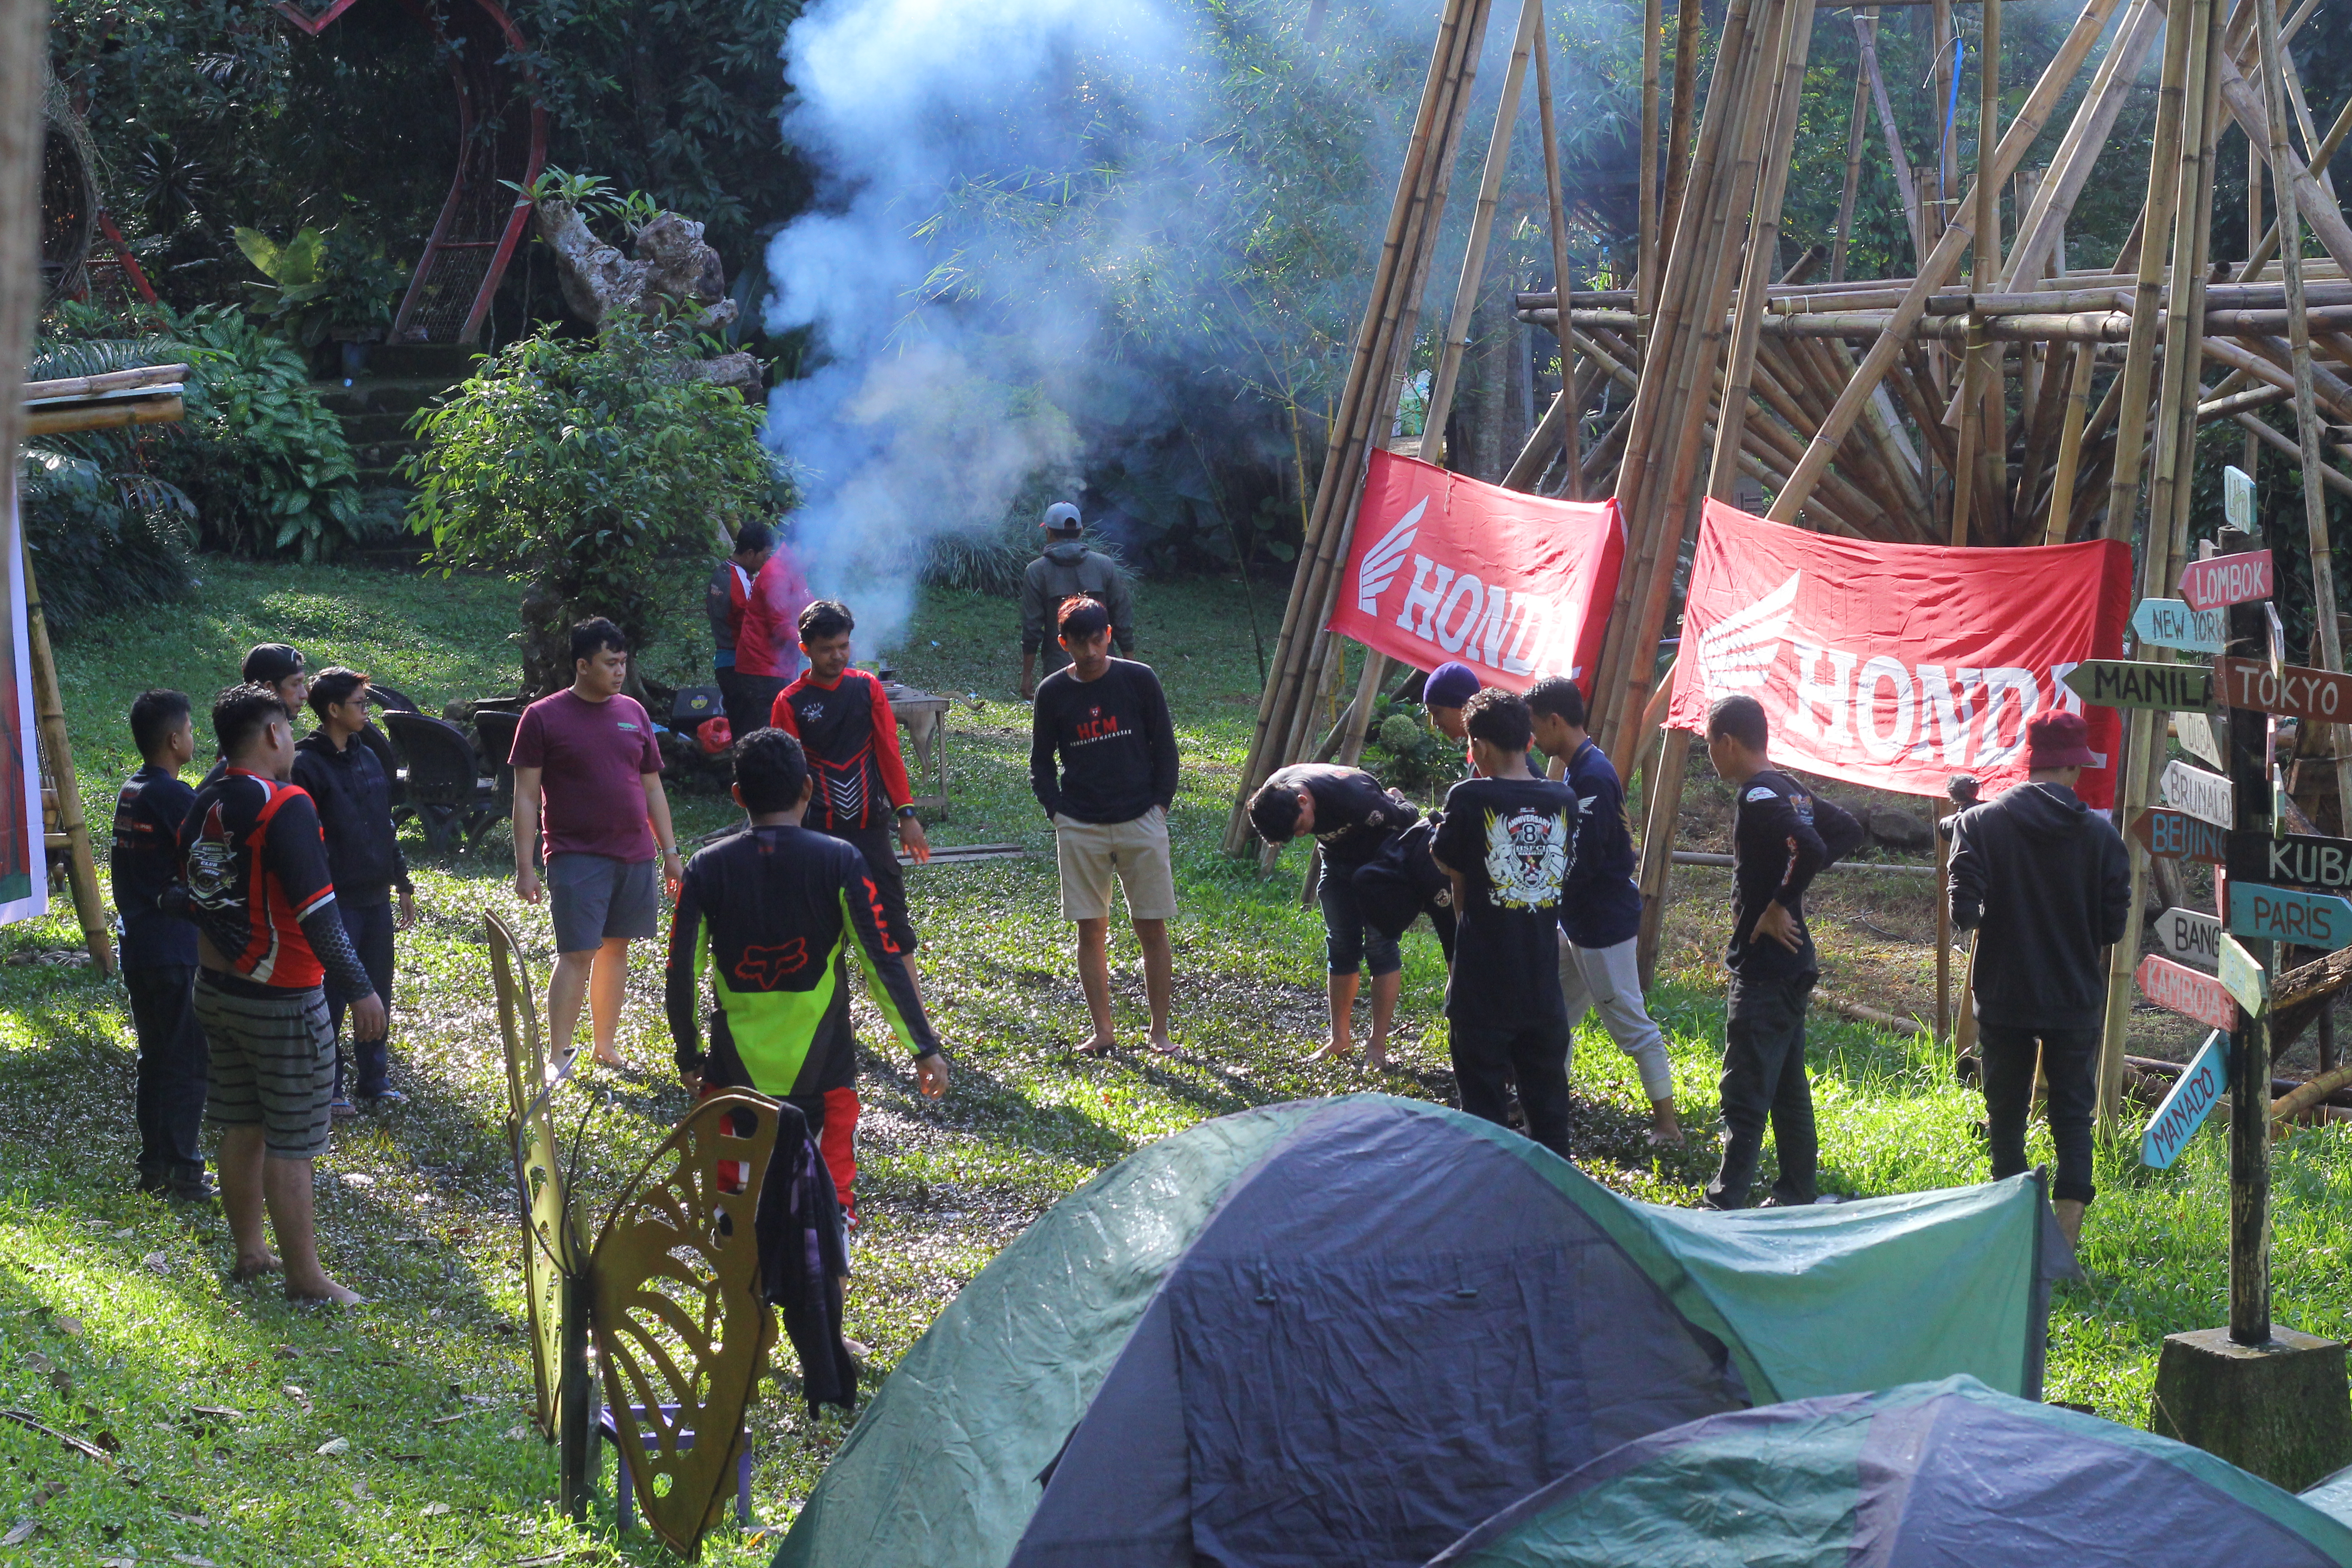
[1019,503,1135,699]
[1947,710,2131,1250]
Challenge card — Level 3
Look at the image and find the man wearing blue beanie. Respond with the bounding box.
[1422,661,1480,744]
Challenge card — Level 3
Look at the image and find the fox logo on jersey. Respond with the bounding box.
[734,940,810,987]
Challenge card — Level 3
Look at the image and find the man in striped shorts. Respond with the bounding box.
[179,684,385,1303]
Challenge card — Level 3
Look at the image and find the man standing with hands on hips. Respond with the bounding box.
[1030,596,1181,1055]
[510,618,685,1068]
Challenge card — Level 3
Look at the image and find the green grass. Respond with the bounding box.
[2,559,2349,1563]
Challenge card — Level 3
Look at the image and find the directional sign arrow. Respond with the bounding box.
[2226,829,2352,894]
[2132,597,2226,654]
[2218,933,2269,1017]
[2174,709,2225,770]
[2065,660,2215,712]
[2159,759,2233,827]
[2212,657,2352,721]
[2225,465,2256,530]
[2228,881,2352,948]
[2135,953,2239,1031]
[2178,549,2274,612]
[2142,1030,2229,1170]
[2129,807,2230,864]
[2155,906,2222,970]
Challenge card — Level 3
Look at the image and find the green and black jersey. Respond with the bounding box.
[665,824,941,1095]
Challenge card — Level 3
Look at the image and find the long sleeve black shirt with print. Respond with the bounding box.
[1725,768,1861,981]
[1262,762,1418,869]
[1029,659,1179,824]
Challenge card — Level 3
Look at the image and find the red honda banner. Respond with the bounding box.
[1326,450,1624,693]
[1666,502,2133,804]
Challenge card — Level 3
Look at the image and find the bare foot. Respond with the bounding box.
[1147,1033,1180,1058]
[285,1275,366,1305]
[230,1252,283,1284]
[1075,1036,1118,1057]
[592,1047,628,1070]
[1365,1048,1393,1073]
[1305,1040,1354,1063]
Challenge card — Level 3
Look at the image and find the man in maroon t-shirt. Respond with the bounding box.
[510,618,683,1068]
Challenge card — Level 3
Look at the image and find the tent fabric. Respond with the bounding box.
[2309,1466,2352,1529]
[1013,1097,1744,1568]
[772,1095,2064,1568]
[1428,1375,2352,1568]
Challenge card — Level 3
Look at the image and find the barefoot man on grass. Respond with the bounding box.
[1029,596,1180,1055]
[181,683,385,1302]
[511,618,685,1068]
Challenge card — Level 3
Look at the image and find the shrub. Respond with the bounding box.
[1362,700,1459,800]
[402,317,783,691]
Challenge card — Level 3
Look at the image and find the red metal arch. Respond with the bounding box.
[274,0,548,343]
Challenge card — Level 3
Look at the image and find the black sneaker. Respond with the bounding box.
[137,1171,171,1196]
[169,1173,219,1204]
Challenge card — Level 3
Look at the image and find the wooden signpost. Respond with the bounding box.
[2177,549,2275,612]
[2219,934,2269,1018]
[2176,710,2226,770]
[2212,658,2352,723]
[2063,660,2215,712]
[2142,1030,2229,1170]
[2129,807,2229,865]
[2224,465,2255,531]
[2156,906,2223,970]
[2160,760,2233,828]
[2227,882,2352,949]
[2135,953,2240,1032]
[2134,597,2227,655]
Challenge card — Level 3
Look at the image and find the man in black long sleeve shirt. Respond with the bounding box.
[1947,711,2128,1248]
[1703,694,1862,1210]
[1248,762,1419,1067]
[114,689,210,1199]
[1029,596,1180,1054]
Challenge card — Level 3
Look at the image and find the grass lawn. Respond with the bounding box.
[0,558,2347,1564]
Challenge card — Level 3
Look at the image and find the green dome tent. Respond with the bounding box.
[774,1094,2071,1568]
[1427,1375,2352,1567]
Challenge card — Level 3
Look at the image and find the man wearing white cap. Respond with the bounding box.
[1019,502,1135,700]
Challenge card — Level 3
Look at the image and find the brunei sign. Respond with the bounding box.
[2228,881,2352,947]
[2064,660,2215,712]
[2135,953,2238,1031]
[2158,760,2232,827]
[2132,597,2226,654]
[2141,1030,2229,1170]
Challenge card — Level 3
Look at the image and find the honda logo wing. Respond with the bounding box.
[1356,498,1426,614]
[1695,569,1800,696]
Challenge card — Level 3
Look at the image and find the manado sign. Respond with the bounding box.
[2141,1030,2229,1170]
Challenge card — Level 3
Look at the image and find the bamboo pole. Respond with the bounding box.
[1759,0,2127,527]
[1657,0,1706,293]
[1639,0,1663,321]
[1833,69,1870,283]
[2235,87,2352,282]
[1223,0,1494,852]
[1998,0,2163,293]
[20,555,112,972]
[2253,0,2352,823]
[2042,341,2096,540]
[1951,0,2002,544]
[2215,54,2352,276]
[1854,7,1926,264]
[1534,0,1579,498]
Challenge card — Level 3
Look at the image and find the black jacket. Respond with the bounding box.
[1029,659,1179,824]
[1949,781,2132,1033]
[290,732,411,907]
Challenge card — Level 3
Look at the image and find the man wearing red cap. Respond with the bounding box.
[1947,709,2130,1251]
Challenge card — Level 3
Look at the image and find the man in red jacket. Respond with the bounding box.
[733,535,814,724]
[767,598,934,1220]
[706,519,775,743]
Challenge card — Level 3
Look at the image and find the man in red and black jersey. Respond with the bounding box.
[178,684,384,1303]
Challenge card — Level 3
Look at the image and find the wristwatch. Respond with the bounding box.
[896,804,920,820]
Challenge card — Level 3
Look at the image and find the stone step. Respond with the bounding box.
[313,376,458,418]
[371,341,484,380]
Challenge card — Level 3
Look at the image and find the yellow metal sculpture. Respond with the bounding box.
[589,1091,781,1558]
[487,911,582,1441]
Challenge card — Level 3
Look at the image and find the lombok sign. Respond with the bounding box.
[1328,450,1624,694]
[1666,503,2134,803]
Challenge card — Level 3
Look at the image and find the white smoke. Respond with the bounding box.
[764,0,1530,651]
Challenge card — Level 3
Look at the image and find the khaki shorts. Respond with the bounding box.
[1054,807,1177,922]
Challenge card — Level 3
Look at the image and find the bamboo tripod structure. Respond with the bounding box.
[1226,0,2352,1128]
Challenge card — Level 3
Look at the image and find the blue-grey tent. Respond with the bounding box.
[774,1094,2071,1568]
[1428,1374,2352,1566]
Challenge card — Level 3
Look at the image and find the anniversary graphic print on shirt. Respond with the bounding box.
[1481,802,1573,911]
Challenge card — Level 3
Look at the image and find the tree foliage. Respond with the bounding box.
[402,317,782,691]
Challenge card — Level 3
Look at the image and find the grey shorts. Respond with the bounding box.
[196,975,334,1161]
[549,853,660,952]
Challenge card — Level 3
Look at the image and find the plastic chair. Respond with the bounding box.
[474,709,522,802]
[598,1403,754,1533]
[369,682,421,715]
[381,710,503,854]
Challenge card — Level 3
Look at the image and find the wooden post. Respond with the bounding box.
[1950,0,2001,545]
[1853,7,1926,265]
[2043,341,2095,542]
[2222,526,2272,1344]
[21,557,113,972]
[2252,0,2352,822]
